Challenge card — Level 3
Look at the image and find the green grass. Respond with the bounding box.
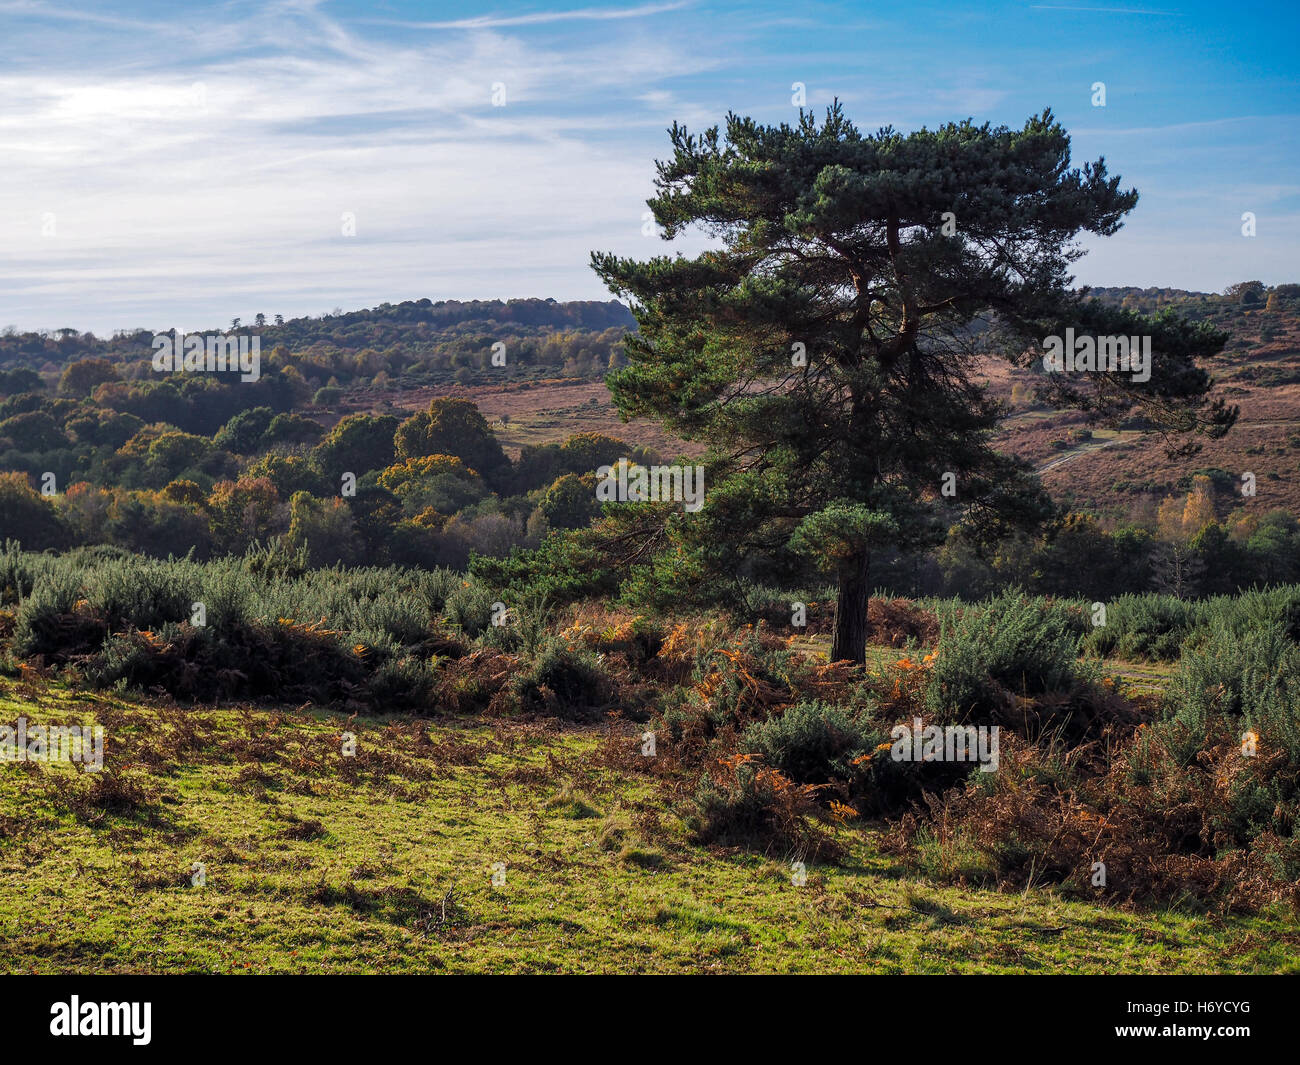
[495,413,574,449]
[2,680,1297,974]
[792,635,1177,699]
[1102,657,1177,697]
[786,637,905,673]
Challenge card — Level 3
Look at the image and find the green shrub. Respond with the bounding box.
[740,701,877,786]
[926,590,1092,720]
[363,651,438,709]
[1082,593,1197,661]
[198,562,255,631]
[3,549,459,708]
[442,582,498,638]
[1204,586,1300,644]
[689,762,840,861]
[347,593,430,648]
[1165,618,1300,765]
[511,640,609,716]
[412,568,463,615]
[13,569,94,658]
[84,559,192,631]
[0,539,39,604]
[469,532,619,605]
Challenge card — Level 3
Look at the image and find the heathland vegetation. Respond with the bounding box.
[3,106,1300,972]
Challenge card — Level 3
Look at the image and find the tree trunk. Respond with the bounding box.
[830,550,871,664]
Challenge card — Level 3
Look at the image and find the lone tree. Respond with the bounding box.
[593,104,1234,663]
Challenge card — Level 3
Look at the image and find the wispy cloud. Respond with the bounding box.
[0,0,174,31]
[0,1,723,332]
[0,0,1295,332]
[360,2,692,32]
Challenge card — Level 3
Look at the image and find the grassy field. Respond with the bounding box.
[788,634,1177,698]
[3,674,1296,974]
[354,378,700,460]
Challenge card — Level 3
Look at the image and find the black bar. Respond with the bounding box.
[1,974,1289,1050]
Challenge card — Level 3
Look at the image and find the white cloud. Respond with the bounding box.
[0,2,717,332]
[362,2,693,31]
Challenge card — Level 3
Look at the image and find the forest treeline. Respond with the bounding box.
[0,298,635,392]
[1,282,1298,603]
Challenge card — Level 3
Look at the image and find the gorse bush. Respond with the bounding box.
[1,547,633,712]
[84,559,192,632]
[926,590,1093,720]
[511,638,610,717]
[355,651,440,709]
[1165,618,1300,766]
[889,608,1300,909]
[412,567,464,616]
[8,549,470,645]
[349,593,430,649]
[0,539,40,603]
[511,592,557,658]
[476,592,555,655]
[1201,585,1300,645]
[1079,586,1300,662]
[442,581,498,638]
[690,759,841,862]
[13,567,95,658]
[1081,593,1196,661]
[1,547,483,707]
[244,537,310,581]
[199,564,256,630]
[739,700,877,787]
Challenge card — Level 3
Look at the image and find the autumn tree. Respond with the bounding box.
[1224,281,1265,305]
[394,399,509,487]
[58,357,119,397]
[207,476,286,552]
[378,454,487,515]
[287,491,362,566]
[1181,474,1218,537]
[311,413,399,480]
[0,472,67,549]
[593,103,1234,662]
[539,473,602,530]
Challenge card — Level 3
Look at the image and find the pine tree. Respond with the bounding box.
[592,104,1235,662]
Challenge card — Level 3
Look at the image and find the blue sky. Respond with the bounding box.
[1,0,1296,335]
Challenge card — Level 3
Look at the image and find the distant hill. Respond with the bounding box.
[0,297,638,387]
[257,297,635,351]
[990,283,1300,520]
[5,284,1297,521]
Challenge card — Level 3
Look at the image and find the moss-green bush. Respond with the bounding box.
[926,590,1092,720]
[739,700,877,786]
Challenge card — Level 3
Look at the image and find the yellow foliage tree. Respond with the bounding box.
[1157,495,1186,541]
[1181,474,1217,537]
[1158,475,1218,542]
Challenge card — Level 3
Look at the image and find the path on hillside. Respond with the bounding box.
[1035,421,1294,475]
[1036,436,1129,474]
